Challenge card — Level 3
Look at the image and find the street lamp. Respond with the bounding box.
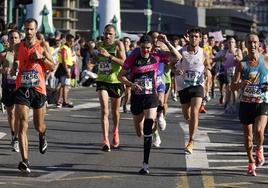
[144,0,152,33]
[157,14,162,32]
[89,0,99,40]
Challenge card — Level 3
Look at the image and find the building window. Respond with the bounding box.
[52,0,64,6]
[79,0,90,8]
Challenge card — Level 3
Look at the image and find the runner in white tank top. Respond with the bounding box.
[170,28,209,155]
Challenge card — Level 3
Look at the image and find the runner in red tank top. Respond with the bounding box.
[12,18,55,173]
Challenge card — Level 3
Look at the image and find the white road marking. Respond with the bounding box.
[180,122,210,170]
[0,132,6,139]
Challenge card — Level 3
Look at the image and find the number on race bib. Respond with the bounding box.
[98,61,112,75]
[21,70,39,88]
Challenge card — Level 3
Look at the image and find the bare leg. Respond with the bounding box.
[17,104,30,161]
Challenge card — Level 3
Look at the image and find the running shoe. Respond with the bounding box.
[199,105,206,113]
[112,129,120,148]
[56,103,62,108]
[158,113,166,131]
[247,163,256,176]
[171,90,178,102]
[39,135,48,154]
[62,102,74,108]
[11,137,19,152]
[18,161,31,173]
[102,140,111,152]
[256,146,265,167]
[152,131,161,148]
[185,141,194,155]
[138,163,150,175]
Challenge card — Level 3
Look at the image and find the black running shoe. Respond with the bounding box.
[138,168,149,175]
[18,161,31,173]
[102,144,111,152]
[39,135,48,154]
[138,163,150,175]
[62,102,74,108]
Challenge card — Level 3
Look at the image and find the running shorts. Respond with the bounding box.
[178,85,204,104]
[239,102,268,125]
[130,92,158,115]
[15,87,47,109]
[165,83,171,94]
[1,84,16,107]
[96,81,124,98]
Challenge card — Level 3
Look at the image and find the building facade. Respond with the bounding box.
[52,0,78,34]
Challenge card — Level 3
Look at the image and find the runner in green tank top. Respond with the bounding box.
[94,24,126,151]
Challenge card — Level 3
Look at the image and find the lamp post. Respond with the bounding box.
[144,0,152,33]
[7,0,13,24]
[157,14,162,32]
[89,0,99,41]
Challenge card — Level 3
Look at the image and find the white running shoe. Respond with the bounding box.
[11,137,19,152]
[152,131,161,147]
[13,140,19,152]
[158,113,166,131]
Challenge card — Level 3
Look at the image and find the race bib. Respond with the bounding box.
[98,61,112,75]
[184,70,200,86]
[242,84,262,103]
[134,78,153,95]
[21,70,39,88]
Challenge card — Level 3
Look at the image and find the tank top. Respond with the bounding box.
[241,55,268,103]
[176,46,205,90]
[16,41,47,95]
[58,44,73,66]
[96,42,121,83]
[223,50,237,76]
[2,50,16,85]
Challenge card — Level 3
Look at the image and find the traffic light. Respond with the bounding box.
[15,0,33,5]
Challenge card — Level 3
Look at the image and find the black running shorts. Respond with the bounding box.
[178,85,204,104]
[1,84,16,107]
[130,92,158,115]
[165,83,171,94]
[15,87,47,109]
[96,81,124,98]
[239,102,268,125]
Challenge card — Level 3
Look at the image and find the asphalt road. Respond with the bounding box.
[0,86,268,188]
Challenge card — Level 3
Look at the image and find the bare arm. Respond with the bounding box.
[230,61,250,91]
[97,40,126,66]
[118,68,143,92]
[10,44,20,75]
[41,48,55,72]
[158,34,182,61]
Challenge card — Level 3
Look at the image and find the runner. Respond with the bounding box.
[118,34,180,174]
[170,28,207,155]
[121,36,132,113]
[0,29,21,152]
[12,18,55,173]
[148,31,168,147]
[215,37,242,114]
[231,33,268,176]
[94,24,126,151]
